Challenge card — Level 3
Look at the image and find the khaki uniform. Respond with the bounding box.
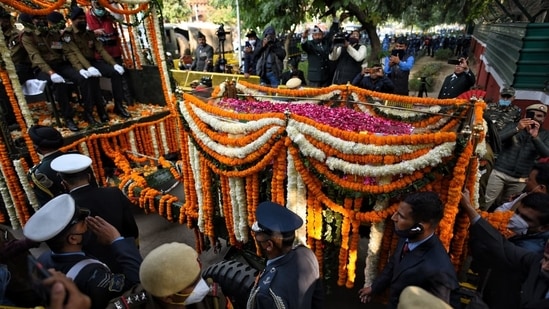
[62,26,116,70]
[21,28,64,74]
[5,27,31,66]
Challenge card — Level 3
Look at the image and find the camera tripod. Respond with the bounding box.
[215,24,229,73]
[417,77,430,97]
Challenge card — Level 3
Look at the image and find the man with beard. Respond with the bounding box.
[300,19,338,87]
[358,191,458,308]
[461,190,549,308]
[437,57,475,99]
[383,37,415,96]
[330,30,366,85]
[190,32,213,72]
[246,201,323,309]
[484,103,549,209]
[23,194,141,309]
[63,6,130,123]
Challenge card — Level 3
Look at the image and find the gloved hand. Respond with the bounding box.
[113,64,125,75]
[50,73,65,83]
[79,69,90,79]
[87,66,102,77]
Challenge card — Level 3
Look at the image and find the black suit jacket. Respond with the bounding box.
[71,185,139,273]
[371,235,458,308]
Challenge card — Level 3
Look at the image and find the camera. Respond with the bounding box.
[391,49,405,60]
[333,32,347,45]
[447,58,462,65]
[216,24,229,41]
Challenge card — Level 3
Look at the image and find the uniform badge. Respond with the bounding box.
[62,35,71,43]
[108,274,125,292]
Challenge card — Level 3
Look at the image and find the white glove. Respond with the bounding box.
[79,69,90,79]
[87,66,102,77]
[50,73,65,83]
[113,64,125,75]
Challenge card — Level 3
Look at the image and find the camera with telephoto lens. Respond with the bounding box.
[216,24,228,41]
[333,32,347,46]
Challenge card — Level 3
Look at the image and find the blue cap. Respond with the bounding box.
[252,201,303,234]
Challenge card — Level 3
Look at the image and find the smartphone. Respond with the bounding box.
[28,255,51,303]
[447,58,461,65]
[245,41,251,48]
[526,111,535,119]
[391,49,404,59]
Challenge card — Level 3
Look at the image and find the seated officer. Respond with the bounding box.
[106,242,225,309]
[23,194,142,309]
[247,201,323,309]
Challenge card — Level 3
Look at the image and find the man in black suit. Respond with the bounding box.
[358,191,458,308]
[51,153,139,273]
[438,57,475,99]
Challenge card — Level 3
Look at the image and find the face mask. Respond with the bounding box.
[508,213,529,235]
[93,8,106,17]
[349,38,359,44]
[248,40,255,45]
[183,278,210,305]
[75,21,87,31]
[499,99,512,107]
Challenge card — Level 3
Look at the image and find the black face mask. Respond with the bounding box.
[348,38,359,45]
[75,21,87,31]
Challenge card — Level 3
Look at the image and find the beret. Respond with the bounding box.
[252,201,303,234]
[397,286,452,309]
[140,243,201,297]
[23,194,85,242]
[28,125,64,149]
[70,7,85,20]
[51,153,92,174]
[286,77,302,89]
[46,11,65,24]
[500,87,515,97]
[245,30,257,38]
[526,103,548,114]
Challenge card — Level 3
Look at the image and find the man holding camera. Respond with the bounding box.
[329,30,366,85]
[254,26,286,87]
[437,57,475,99]
[351,63,394,93]
[484,103,549,209]
[383,37,414,96]
[300,19,338,87]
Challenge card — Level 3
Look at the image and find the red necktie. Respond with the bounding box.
[400,242,410,260]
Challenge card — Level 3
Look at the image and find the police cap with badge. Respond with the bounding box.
[251,201,303,238]
[526,103,548,116]
[23,194,90,243]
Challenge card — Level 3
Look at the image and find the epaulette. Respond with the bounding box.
[111,291,149,309]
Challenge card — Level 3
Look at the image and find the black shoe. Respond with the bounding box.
[66,119,79,132]
[115,106,131,118]
[84,113,100,126]
[99,113,109,123]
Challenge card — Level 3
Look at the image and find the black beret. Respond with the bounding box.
[252,201,303,234]
[70,7,85,20]
[28,125,64,149]
[46,11,65,24]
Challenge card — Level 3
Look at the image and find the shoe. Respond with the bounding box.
[65,119,79,132]
[84,113,100,126]
[114,106,131,118]
[99,113,109,123]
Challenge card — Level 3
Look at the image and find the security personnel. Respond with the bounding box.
[247,201,323,309]
[21,12,83,132]
[51,153,139,273]
[0,10,33,83]
[106,242,225,309]
[64,6,130,123]
[23,194,142,309]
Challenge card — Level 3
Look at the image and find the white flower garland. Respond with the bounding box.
[229,177,248,242]
[188,140,204,232]
[149,125,159,158]
[150,8,172,97]
[286,150,307,244]
[286,125,326,161]
[118,0,150,5]
[190,104,286,135]
[159,122,170,154]
[80,142,91,157]
[325,142,455,177]
[360,102,442,119]
[14,159,39,211]
[181,105,282,159]
[129,130,138,154]
[0,161,18,228]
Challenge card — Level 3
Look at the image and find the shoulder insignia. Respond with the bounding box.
[108,273,126,292]
[112,291,148,309]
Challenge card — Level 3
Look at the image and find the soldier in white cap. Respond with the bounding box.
[23,194,142,309]
[50,153,139,273]
[246,201,323,309]
[106,242,226,309]
[484,102,549,210]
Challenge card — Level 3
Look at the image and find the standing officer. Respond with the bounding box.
[300,20,338,87]
[437,57,475,99]
[23,194,142,309]
[63,6,130,123]
[247,201,323,309]
[21,13,82,132]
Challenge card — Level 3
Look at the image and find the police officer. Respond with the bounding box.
[21,12,83,132]
[247,201,323,309]
[23,194,142,309]
[64,6,130,123]
[106,242,225,309]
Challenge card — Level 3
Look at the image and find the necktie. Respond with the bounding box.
[400,242,409,260]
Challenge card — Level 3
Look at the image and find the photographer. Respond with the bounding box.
[243,30,261,77]
[190,32,213,72]
[329,30,366,85]
[253,25,286,87]
[300,18,339,87]
[351,64,394,93]
[437,57,475,99]
[383,37,414,95]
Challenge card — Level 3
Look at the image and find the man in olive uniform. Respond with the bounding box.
[21,12,84,132]
[63,6,130,124]
[106,242,226,309]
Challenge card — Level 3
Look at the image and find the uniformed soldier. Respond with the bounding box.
[247,201,323,309]
[63,6,130,124]
[20,12,83,132]
[23,193,142,309]
[106,242,226,309]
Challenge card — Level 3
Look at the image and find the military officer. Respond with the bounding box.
[247,201,323,309]
[21,12,83,132]
[23,194,142,309]
[63,6,130,124]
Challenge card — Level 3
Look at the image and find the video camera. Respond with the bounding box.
[216,24,229,42]
[333,32,347,46]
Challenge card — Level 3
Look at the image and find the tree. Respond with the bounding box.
[161,0,192,23]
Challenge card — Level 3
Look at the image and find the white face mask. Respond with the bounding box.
[508,213,529,235]
[183,278,210,305]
